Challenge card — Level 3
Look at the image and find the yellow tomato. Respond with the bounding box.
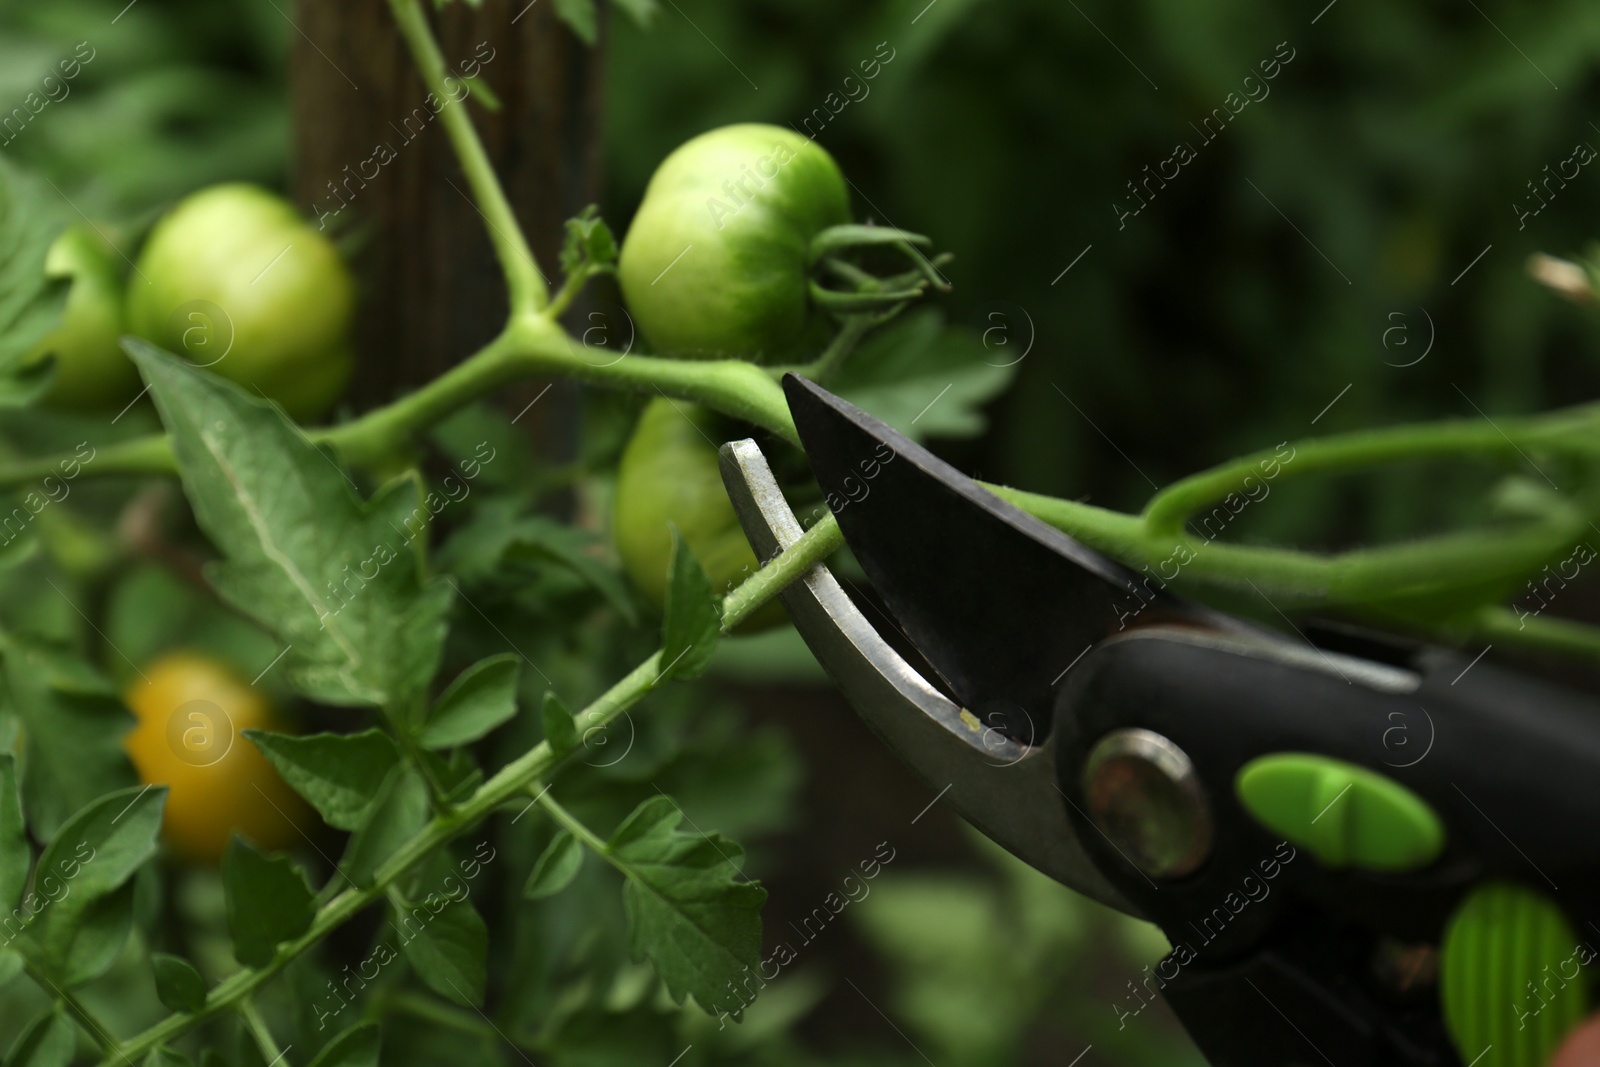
[123,652,308,862]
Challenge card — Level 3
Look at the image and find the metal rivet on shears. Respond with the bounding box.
[1081,728,1214,879]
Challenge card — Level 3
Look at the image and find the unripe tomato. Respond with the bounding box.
[125,184,354,420]
[618,124,850,362]
[123,651,308,863]
[28,225,140,413]
[613,398,783,629]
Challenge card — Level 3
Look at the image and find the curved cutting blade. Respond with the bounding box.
[784,374,1222,741]
[717,436,1139,915]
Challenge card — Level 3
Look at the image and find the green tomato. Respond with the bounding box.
[126,183,355,420]
[28,225,139,413]
[613,397,784,630]
[618,123,850,362]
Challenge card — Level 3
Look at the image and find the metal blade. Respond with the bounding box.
[784,374,1216,741]
[717,436,1139,916]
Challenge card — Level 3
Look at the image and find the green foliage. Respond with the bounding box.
[341,768,430,888]
[0,634,136,840]
[0,157,67,407]
[3,1,1599,1064]
[2,1010,74,1067]
[245,730,400,831]
[391,890,488,1007]
[0,758,27,915]
[554,0,600,47]
[523,830,583,899]
[223,837,315,968]
[150,953,207,1014]
[305,1023,380,1067]
[28,785,166,987]
[128,341,453,709]
[560,203,620,278]
[606,795,766,1012]
[419,654,521,749]
[659,530,722,681]
[833,309,1016,440]
[540,691,579,755]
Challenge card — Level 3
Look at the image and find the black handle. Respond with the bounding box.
[1052,626,1600,1066]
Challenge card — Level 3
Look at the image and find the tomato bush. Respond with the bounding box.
[0,3,1597,1067]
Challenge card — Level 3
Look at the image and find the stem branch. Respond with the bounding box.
[1140,406,1600,539]
[238,999,283,1065]
[96,505,844,1065]
[386,0,548,315]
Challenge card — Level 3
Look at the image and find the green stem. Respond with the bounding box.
[324,326,534,468]
[237,999,282,1064]
[26,963,118,1054]
[0,318,802,492]
[386,0,547,315]
[534,791,611,859]
[505,316,800,446]
[799,317,875,385]
[721,512,841,629]
[1140,406,1600,539]
[1471,606,1600,659]
[384,704,456,817]
[95,509,844,1066]
[990,484,1593,631]
[0,434,175,488]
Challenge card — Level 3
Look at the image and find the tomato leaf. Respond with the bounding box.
[223,836,315,968]
[125,341,453,708]
[605,795,765,1012]
[560,204,618,277]
[341,766,429,888]
[524,831,583,899]
[659,530,722,682]
[305,1023,380,1067]
[60,883,138,988]
[28,785,166,985]
[553,0,599,45]
[833,308,1017,442]
[460,74,502,113]
[150,952,208,1014]
[442,507,638,625]
[2,1009,74,1067]
[393,893,488,1008]
[0,633,136,839]
[541,691,579,755]
[419,654,520,749]
[0,157,68,407]
[611,0,658,29]
[0,756,28,915]
[244,729,400,831]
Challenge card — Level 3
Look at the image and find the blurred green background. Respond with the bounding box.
[4,0,1600,1063]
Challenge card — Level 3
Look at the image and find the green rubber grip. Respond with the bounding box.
[1439,882,1593,1067]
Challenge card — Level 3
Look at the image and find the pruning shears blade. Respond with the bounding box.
[717,432,1138,914]
[784,374,1214,740]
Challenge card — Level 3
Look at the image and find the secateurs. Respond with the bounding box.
[717,375,1600,1067]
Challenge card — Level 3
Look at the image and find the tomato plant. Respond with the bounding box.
[0,2,1598,1066]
